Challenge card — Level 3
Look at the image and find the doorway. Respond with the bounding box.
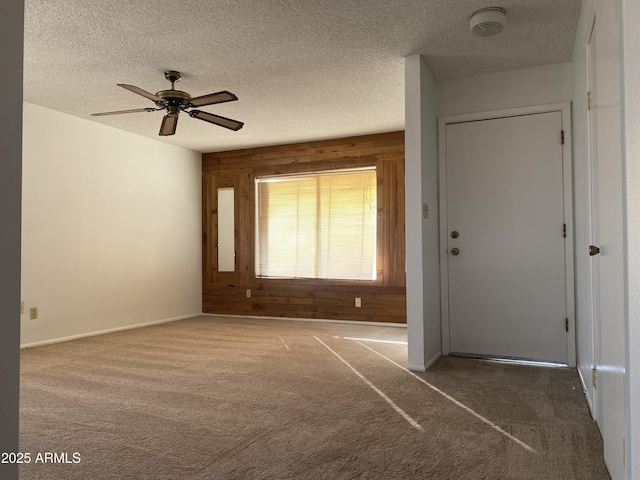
[439,104,575,366]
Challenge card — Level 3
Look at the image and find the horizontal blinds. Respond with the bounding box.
[256,168,376,280]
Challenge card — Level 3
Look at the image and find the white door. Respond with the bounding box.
[446,112,568,364]
[589,5,627,478]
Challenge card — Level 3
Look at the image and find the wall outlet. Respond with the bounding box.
[30,307,38,320]
[20,301,24,314]
[355,298,362,308]
[246,289,251,298]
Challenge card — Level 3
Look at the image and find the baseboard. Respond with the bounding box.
[407,364,426,372]
[407,351,442,372]
[202,313,407,328]
[577,366,596,420]
[425,351,442,370]
[20,313,202,349]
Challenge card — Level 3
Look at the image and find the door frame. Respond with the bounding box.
[586,11,599,421]
[438,102,576,367]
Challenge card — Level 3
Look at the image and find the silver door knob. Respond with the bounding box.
[589,245,600,256]
[450,248,460,256]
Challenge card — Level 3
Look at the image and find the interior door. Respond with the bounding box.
[446,112,568,364]
[589,5,627,478]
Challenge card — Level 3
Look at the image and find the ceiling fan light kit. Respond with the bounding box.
[470,7,506,37]
[91,70,244,136]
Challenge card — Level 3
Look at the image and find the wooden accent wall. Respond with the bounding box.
[202,131,406,324]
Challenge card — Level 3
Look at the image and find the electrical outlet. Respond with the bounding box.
[30,307,38,320]
[355,298,362,308]
[20,301,24,314]
[246,289,251,298]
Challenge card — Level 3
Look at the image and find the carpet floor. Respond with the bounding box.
[19,316,610,479]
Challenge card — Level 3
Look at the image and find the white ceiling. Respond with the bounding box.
[24,0,581,153]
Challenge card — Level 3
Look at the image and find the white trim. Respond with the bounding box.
[407,351,441,372]
[578,365,597,420]
[584,7,599,426]
[202,313,407,328]
[561,103,577,368]
[407,364,426,372]
[438,117,450,356]
[439,102,573,125]
[438,102,576,367]
[425,351,442,370]
[20,313,202,349]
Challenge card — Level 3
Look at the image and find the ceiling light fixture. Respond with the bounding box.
[470,7,506,37]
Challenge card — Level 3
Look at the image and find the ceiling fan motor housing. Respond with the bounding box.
[156,71,191,108]
[156,89,192,108]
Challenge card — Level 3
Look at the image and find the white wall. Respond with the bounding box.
[620,0,640,476]
[405,54,441,371]
[21,103,202,346]
[438,62,573,117]
[0,1,23,478]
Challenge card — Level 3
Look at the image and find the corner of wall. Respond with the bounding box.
[405,54,442,371]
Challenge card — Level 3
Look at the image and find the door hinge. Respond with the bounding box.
[563,223,566,238]
[587,91,592,110]
[592,367,597,388]
[561,130,565,145]
[565,318,569,332]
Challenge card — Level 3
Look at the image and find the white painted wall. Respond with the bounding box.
[405,54,441,371]
[21,103,202,347]
[620,0,640,476]
[438,63,573,117]
[0,1,23,478]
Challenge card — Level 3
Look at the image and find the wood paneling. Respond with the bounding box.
[202,131,406,323]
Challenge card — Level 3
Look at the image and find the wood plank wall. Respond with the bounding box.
[202,131,406,324]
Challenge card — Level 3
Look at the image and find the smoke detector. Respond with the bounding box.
[470,7,506,37]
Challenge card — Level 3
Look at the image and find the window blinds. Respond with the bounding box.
[256,168,376,280]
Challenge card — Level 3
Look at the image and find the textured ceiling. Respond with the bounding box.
[24,0,581,153]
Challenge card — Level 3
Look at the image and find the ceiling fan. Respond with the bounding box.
[91,70,244,136]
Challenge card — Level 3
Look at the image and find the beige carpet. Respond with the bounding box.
[19,316,610,479]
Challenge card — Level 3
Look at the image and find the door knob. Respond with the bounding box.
[450,247,460,256]
[589,245,600,256]
[450,231,459,238]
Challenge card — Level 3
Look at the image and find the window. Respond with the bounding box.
[217,187,235,272]
[255,168,377,280]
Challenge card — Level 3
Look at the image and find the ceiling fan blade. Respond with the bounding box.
[159,114,179,136]
[189,110,244,131]
[118,84,163,103]
[91,107,158,116]
[189,91,238,108]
